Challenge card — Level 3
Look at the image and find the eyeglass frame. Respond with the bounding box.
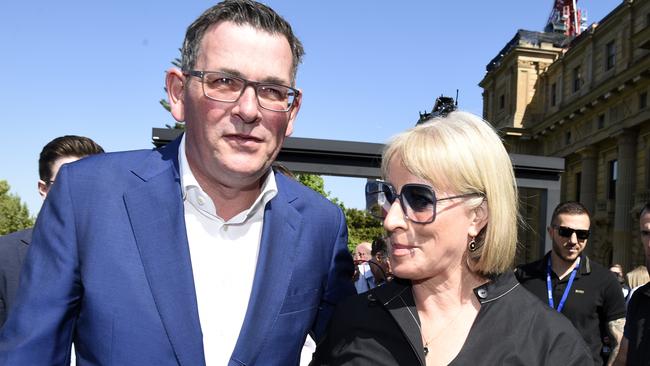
[552,225,590,240]
[365,180,483,224]
[183,70,300,112]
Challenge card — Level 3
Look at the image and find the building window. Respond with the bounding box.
[608,160,618,200]
[573,66,582,92]
[551,82,557,107]
[640,91,648,110]
[598,114,605,129]
[575,172,582,201]
[606,41,616,70]
[565,131,571,145]
[499,94,505,110]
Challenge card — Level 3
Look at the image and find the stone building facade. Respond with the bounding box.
[480,0,650,269]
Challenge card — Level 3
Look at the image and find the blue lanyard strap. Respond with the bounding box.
[546,256,580,313]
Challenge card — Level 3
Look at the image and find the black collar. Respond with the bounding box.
[367,272,521,365]
[533,251,592,277]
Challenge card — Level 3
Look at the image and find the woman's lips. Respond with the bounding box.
[391,243,417,257]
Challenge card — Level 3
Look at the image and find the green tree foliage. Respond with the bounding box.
[0,180,34,235]
[343,207,384,252]
[295,173,383,252]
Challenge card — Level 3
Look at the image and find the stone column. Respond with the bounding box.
[612,130,637,269]
[578,146,598,258]
[578,146,597,215]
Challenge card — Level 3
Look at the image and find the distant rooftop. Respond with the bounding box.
[486,30,569,72]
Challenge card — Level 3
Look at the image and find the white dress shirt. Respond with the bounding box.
[179,135,277,365]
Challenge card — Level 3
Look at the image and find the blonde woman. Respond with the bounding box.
[312,111,589,365]
[626,265,650,302]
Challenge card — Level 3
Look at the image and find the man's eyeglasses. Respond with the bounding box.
[554,225,590,240]
[184,70,299,112]
[365,181,482,224]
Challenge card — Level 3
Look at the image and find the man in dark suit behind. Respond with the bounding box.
[0,135,104,327]
[0,1,355,365]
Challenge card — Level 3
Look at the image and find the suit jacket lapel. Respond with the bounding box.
[374,279,426,365]
[124,138,205,365]
[231,176,301,365]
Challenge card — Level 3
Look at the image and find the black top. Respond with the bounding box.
[624,282,650,365]
[312,271,590,365]
[516,253,626,365]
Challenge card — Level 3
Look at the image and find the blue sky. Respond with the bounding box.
[1,0,621,216]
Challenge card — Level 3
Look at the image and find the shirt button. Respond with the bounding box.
[477,288,488,299]
[197,196,205,205]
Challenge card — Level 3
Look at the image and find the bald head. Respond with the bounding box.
[353,242,372,264]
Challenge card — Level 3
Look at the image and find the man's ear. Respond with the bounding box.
[38,180,49,199]
[468,201,489,237]
[166,68,185,123]
[284,89,302,137]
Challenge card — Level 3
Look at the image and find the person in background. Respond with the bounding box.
[614,202,650,365]
[369,236,392,287]
[352,242,375,293]
[0,135,104,328]
[516,201,627,366]
[0,1,354,364]
[625,265,650,303]
[312,111,590,365]
[610,264,631,300]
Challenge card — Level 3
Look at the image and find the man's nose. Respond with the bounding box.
[235,86,260,122]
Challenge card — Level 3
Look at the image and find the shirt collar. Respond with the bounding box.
[536,251,592,277]
[373,271,520,307]
[178,134,278,223]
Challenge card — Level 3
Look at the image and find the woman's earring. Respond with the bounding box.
[468,237,478,252]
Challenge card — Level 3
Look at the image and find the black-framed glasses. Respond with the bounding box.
[554,225,590,240]
[365,181,482,224]
[184,70,299,112]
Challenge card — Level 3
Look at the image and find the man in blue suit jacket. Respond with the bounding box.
[0,135,104,329]
[0,1,355,364]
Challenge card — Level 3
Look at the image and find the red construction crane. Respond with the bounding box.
[545,0,587,36]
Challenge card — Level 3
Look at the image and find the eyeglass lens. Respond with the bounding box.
[201,72,296,112]
[365,181,436,224]
[557,226,590,240]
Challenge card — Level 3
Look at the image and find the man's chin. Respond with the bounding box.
[558,252,580,263]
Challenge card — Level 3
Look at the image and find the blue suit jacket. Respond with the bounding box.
[0,138,355,365]
[0,228,31,328]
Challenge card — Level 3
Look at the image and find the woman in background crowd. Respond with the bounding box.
[626,265,650,304]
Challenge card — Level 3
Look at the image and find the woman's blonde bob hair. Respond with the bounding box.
[381,111,519,276]
[627,265,650,289]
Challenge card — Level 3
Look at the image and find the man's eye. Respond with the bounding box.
[210,77,234,86]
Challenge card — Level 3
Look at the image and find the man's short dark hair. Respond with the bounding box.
[640,202,650,218]
[39,135,104,182]
[371,237,387,257]
[181,0,304,83]
[550,201,591,226]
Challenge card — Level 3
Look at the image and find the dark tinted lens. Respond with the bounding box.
[558,226,590,240]
[365,182,395,220]
[401,184,435,223]
[402,185,435,211]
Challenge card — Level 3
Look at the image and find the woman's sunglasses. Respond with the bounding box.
[365,181,482,224]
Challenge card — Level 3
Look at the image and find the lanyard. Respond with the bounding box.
[546,256,580,313]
